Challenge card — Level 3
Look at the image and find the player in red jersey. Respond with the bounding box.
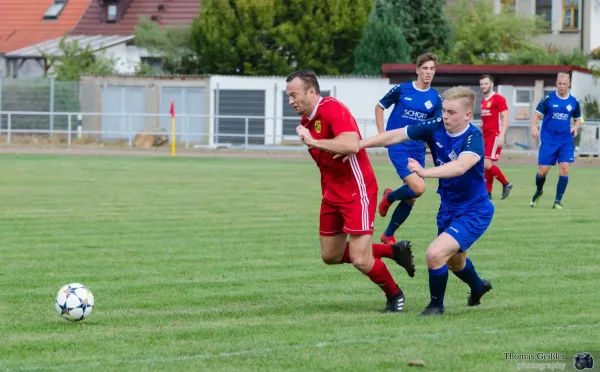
[479,74,513,200]
[286,70,415,312]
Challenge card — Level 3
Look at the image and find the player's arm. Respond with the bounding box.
[359,118,440,150]
[414,153,480,179]
[307,131,359,155]
[431,94,443,118]
[410,131,484,179]
[497,96,509,146]
[572,101,583,135]
[376,85,401,133]
[531,95,548,138]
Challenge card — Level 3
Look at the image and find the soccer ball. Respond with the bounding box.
[54,283,95,322]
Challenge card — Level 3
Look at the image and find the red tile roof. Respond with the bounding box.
[71,0,201,36]
[0,0,90,53]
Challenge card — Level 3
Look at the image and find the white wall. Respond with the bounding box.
[208,75,396,145]
[571,70,600,111]
[590,0,600,52]
[96,43,143,74]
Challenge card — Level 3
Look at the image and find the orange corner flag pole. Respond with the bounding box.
[170,101,176,157]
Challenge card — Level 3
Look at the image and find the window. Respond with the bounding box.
[43,0,67,20]
[536,0,552,27]
[501,0,516,12]
[514,88,534,106]
[107,4,118,22]
[562,0,579,30]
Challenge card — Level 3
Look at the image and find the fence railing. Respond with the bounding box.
[0,110,599,156]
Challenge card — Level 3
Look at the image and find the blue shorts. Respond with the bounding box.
[436,202,494,251]
[388,148,425,180]
[538,140,574,166]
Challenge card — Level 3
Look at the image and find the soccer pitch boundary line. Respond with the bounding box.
[8,322,600,371]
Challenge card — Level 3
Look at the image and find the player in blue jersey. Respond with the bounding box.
[375,53,443,245]
[530,72,582,209]
[340,86,493,316]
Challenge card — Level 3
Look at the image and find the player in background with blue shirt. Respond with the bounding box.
[375,53,443,245]
[341,87,493,316]
[530,73,582,209]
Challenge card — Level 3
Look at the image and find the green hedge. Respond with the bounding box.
[1,79,80,133]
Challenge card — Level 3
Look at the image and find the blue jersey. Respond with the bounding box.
[379,82,442,150]
[535,92,581,143]
[405,118,489,208]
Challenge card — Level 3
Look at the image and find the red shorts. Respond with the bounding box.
[319,192,377,236]
[484,131,502,161]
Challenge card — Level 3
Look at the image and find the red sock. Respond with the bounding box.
[372,243,393,259]
[490,165,508,185]
[366,259,399,297]
[341,243,393,263]
[341,243,351,263]
[484,169,494,193]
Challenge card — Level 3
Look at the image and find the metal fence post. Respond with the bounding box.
[49,77,55,140]
[185,115,190,149]
[7,113,11,144]
[244,117,249,147]
[67,114,72,146]
[128,114,133,148]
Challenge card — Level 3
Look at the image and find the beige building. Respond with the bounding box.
[494,0,600,54]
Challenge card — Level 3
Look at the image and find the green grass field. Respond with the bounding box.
[0,154,599,371]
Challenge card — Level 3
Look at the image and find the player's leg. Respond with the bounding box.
[445,208,494,307]
[484,133,512,200]
[531,142,557,207]
[344,192,415,312]
[553,142,574,209]
[420,207,494,316]
[380,150,426,243]
[319,201,406,265]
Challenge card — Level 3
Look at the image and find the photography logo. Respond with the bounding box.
[573,352,594,370]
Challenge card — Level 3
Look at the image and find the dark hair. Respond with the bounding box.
[286,70,321,94]
[479,74,494,83]
[416,53,437,67]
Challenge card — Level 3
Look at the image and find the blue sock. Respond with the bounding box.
[428,265,448,309]
[555,175,568,202]
[535,173,546,192]
[387,185,417,203]
[452,258,483,293]
[384,202,413,237]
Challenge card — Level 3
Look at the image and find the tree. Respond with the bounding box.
[42,36,117,80]
[190,0,374,75]
[387,0,450,61]
[353,4,412,75]
[440,0,547,64]
[190,0,293,75]
[134,16,199,75]
[274,0,374,75]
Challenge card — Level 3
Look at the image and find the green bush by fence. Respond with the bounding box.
[0,78,80,134]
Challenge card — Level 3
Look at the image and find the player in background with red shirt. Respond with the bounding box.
[479,74,513,200]
[286,70,415,312]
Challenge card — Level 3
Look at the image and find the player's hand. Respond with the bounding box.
[497,134,505,148]
[531,127,540,140]
[407,157,426,177]
[332,153,352,162]
[571,126,578,137]
[296,125,314,146]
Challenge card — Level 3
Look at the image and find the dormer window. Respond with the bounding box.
[106,4,118,22]
[44,0,67,20]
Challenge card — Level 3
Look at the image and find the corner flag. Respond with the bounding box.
[170,101,176,157]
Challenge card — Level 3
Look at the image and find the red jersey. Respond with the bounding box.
[480,92,508,135]
[300,97,378,203]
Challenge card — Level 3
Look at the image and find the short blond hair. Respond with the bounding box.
[557,72,570,81]
[442,86,476,111]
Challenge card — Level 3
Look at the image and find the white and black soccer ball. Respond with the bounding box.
[54,283,95,322]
